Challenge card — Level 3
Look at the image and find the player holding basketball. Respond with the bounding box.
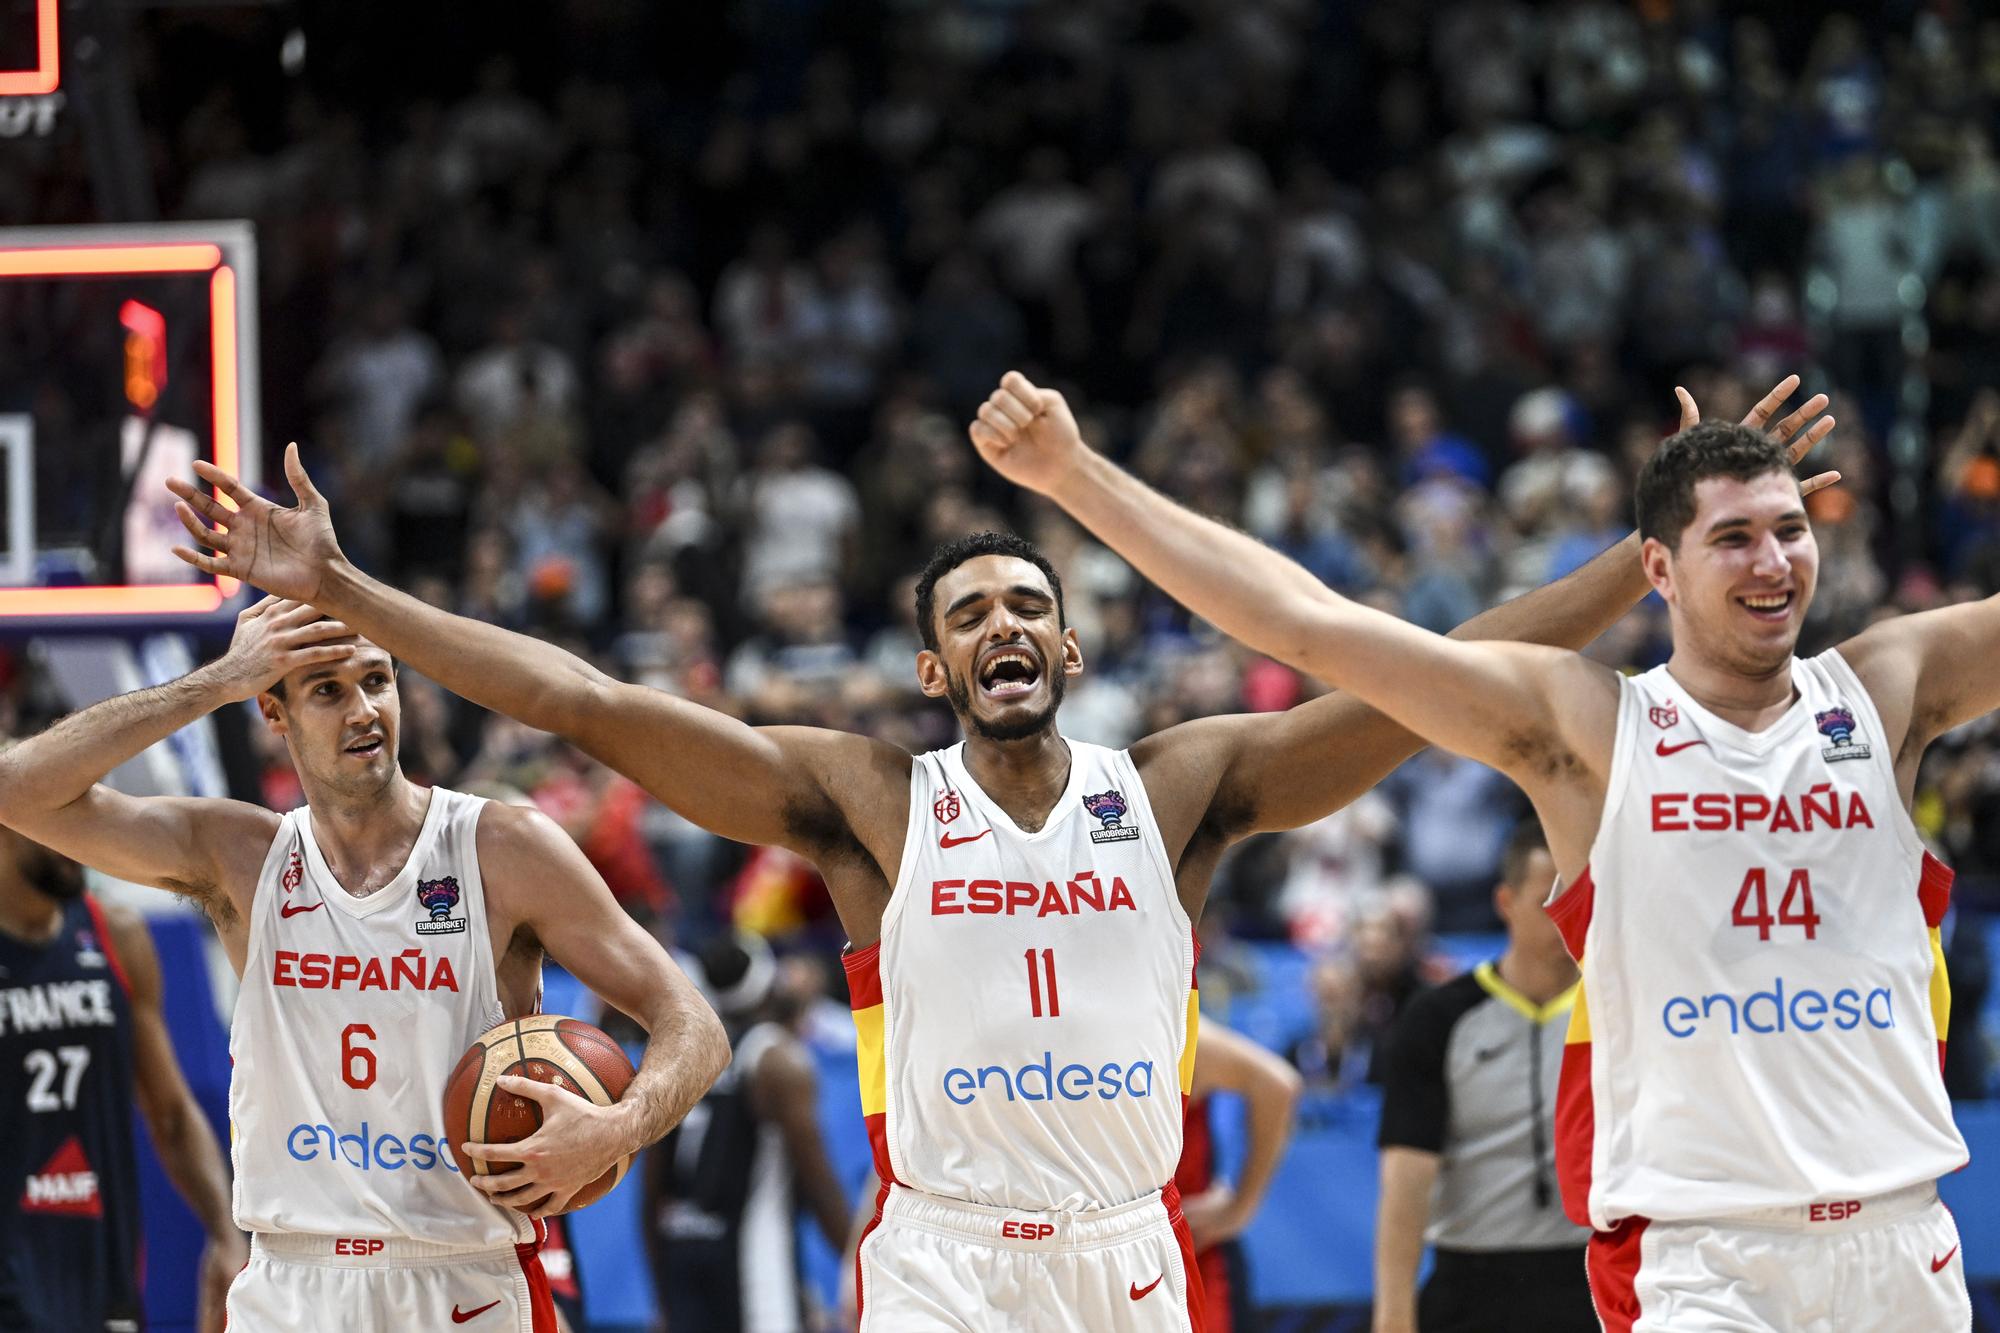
[0,600,727,1331]
[163,374,1827,1331]
[971,371,1986,1331]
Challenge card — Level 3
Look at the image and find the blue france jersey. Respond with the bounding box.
[0,895,144,1332]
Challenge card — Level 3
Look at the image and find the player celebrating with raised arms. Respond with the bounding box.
[0,599,728,1331]
[967,370,1986,1332]
[163,375,1826,1331]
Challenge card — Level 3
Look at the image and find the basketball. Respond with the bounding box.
[442,1015,637,1213]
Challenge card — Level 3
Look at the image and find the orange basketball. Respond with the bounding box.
[442,1014,637,1213]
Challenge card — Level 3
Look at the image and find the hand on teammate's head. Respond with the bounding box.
[1673,374,1841,499]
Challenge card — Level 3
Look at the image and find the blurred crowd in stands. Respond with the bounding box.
[8,0,2000,1097]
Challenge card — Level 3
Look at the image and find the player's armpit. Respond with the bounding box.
[1273,602,1619,791]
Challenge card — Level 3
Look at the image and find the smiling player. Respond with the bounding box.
[163,375,1826,1330]
[972,370,1989,1332]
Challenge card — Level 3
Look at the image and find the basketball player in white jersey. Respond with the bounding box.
[161,378,1827,1331]
[971,371,1993,1331]
[0,598,728,1332]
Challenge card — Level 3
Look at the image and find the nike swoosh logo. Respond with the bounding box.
[280,901,324,917]
[939,830,992,849]
[1473,1044,1507,1062]
[452,1301,502,1323]
[1129,1273,1163,1301]
[1655,738,1708,757]
[1932,1246,1958,1273]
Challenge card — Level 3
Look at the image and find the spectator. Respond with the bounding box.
[1288,954,1370,1093]
[735,423,860,604]
[1381,753,1526,932]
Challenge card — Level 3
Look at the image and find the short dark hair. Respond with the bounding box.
[1500,815,1551,890]
[1635,421,1794,550]
[913,532,1066,652]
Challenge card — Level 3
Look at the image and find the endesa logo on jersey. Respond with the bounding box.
[942,1050,1157,1106]
[285,1120,460,1172]
[1661,977,1894,1039]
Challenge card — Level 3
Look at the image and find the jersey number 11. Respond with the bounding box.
[1025,949,1060,1018]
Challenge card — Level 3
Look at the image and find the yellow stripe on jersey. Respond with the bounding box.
[1565,981,1592,1045]
[1929,926,1952,1040]
[853,1002,887,1117]
[1178,990,1200,1095]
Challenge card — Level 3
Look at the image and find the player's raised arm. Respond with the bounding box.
[1140,377,1840,845]
[165,447,907,858]
[0,599,346,902]
[973,374,1623,796]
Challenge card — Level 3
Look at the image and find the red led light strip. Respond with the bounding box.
[0,0,59,98]
[0,242,241,616]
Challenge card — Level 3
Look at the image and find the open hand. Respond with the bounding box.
[968,371,1090,498]
[1675,373,1840,498]
[460,1075,631,1219]
[205,598,354,703]
[165,442,346,602]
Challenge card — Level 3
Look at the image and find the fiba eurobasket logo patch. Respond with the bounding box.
[1816,706,1872,763]
[415,877,467,934]
[1082,790,1140,844]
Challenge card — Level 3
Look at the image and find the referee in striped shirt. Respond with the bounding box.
[1371,817,1595,1333]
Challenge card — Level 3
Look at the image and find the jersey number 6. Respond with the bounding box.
[341,1023,378,1089]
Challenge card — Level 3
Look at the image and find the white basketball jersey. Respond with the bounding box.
[844,740,1197,1212]
[229,787,534,1246]
[1549,652,1968,1230]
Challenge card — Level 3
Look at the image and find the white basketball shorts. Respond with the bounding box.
[1586,1181,1970,1332]
[225,1232,558,1333]
[856,1181,1204,1332]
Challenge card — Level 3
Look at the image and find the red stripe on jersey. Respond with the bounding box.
[1918,851,1954,928]
[80,894,133,995]
[1585,1215,1650,1333]
[842,941,883,1009]
[1176,1094,1214,1198]
[1547,866,1594,962]
[1939,1039,1949,1077]
[863,1110,900,1187]
[1554,1039,1596,1229]
[1162,1181,1208,1333]
[1191,928,1202,982]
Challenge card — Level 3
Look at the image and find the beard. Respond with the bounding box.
[24,849,85,903]
[945,663,1066,742]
